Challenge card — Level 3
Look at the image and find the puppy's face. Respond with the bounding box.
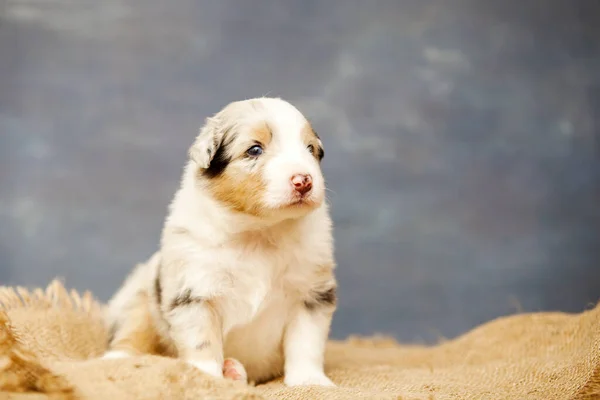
[189,98,326,218]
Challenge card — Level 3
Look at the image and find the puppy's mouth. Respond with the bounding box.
[289,199,311,206]
[286,193,319,208]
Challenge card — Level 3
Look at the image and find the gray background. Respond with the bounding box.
[1,1,599,343]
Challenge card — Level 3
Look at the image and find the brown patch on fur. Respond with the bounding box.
[204,121,273,216]
[202,121,276,216]
[301,122,324,161]
[301,122,318,141]
[206,170,267,216]
[251,121,272,146]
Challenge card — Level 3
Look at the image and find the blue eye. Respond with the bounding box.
[246,145,263,157]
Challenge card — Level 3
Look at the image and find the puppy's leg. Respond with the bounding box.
[166,293,224,379]
[104,290,161,359]
[283,286,337,387]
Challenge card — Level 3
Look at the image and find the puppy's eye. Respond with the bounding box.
[246,145,263,157]
[307,144,315,154]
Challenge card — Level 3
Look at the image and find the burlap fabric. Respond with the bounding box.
[0,280,598,399]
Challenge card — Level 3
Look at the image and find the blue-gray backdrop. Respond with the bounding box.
[1,1,599,343]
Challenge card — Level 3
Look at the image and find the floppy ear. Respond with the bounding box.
[188,117,226,169]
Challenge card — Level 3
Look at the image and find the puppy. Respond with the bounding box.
[103,97,337,387]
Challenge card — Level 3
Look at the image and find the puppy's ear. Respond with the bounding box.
[188,117,226,169]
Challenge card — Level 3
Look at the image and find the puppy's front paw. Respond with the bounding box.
[284,371,335,387]
[187,359,224,379]
[223,358,248,383]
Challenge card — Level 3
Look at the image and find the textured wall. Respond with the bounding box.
[1,1,599,342]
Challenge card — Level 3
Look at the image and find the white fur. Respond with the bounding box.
[105,98,337,386]
[258,99,325,209]
[187,359,223,378]
[101,350,131,360]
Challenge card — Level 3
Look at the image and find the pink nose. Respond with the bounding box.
[291,174,313,195]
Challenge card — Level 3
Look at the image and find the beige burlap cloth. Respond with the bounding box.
[0,280,598,400]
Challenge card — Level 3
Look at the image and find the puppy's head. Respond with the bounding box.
[189,98,326,219]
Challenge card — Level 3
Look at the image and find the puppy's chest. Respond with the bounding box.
[222,240,316,327]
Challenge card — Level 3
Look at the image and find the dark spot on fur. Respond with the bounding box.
[171,226,190,236]
[202,132,234,179]
[154,272,162,307]
[169,288,204,310]
[316,287,336,305]
[304,287,337,310]
[316,146,324,161]
[203,144,230,178]
[107,321,118,345]
[195,340,211,351]
[313,130,320,139]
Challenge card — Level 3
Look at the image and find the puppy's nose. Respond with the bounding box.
[291,174,313,195]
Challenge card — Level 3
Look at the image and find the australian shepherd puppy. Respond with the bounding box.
[103,97,337,387]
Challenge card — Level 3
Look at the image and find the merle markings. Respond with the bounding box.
[154,273,162,307]
[304,287,337,310]
[169,288,205,310]
[195,340,211,351]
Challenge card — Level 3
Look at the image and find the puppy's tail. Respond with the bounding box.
[104,252,161,344]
